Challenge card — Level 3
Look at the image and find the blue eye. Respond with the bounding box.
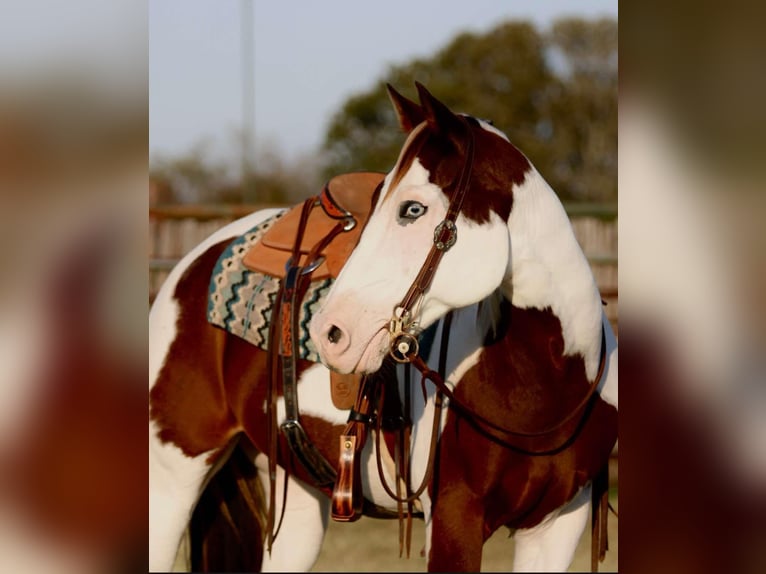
[399,201,427,220]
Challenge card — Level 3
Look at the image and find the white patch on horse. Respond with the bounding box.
[475,116,511,142]
[381,159,511,328]
[253,453,329,572]
[505,169,604,381]
[149,418,220,571]
[512,484,592,572]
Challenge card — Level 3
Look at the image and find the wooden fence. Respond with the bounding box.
[150,202,618,332]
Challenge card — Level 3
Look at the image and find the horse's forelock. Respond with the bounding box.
[382,123,428,204]
[381,122,465,207]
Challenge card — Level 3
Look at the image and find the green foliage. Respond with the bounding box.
[321,18,617,201]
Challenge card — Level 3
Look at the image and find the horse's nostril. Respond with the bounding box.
[327,325,343,344]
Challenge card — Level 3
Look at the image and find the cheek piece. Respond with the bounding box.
[387,121,473,363]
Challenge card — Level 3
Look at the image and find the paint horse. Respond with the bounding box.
[149,83,618,572]
[309,83,618,571]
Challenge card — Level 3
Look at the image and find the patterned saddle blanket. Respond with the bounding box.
[207,211,334,362]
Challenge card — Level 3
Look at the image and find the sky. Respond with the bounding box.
[149,0,618,165]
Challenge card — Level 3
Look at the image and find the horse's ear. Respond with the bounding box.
[415,82,465,141]
[386,83,424,133]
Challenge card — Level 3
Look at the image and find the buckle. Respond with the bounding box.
[389,332,419,363]
[284,255,326,276]
[433,219,457,251]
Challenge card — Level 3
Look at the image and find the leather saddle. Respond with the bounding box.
[243,171,384,280]
[242,171,385,410]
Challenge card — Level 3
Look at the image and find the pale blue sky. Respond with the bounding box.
[150,0,617,164]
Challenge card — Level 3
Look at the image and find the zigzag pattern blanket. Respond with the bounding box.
[207,211,334,363]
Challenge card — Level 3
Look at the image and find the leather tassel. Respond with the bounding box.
[331,434,362,521]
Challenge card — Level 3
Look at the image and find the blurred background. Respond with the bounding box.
[1,0,764,572]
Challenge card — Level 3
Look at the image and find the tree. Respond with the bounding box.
[545,18,618,201]
[149,134,321,205]
[321,18,617,202]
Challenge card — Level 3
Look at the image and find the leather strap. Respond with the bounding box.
[591,463,610,571]
[266,195,354,549]
[319,182,354,222]
[331,375,377,521]
[278,199,338,485]
[279,259,336,485]
[395,119,475,317]
[408,325,608,453]
[374,312,453,506]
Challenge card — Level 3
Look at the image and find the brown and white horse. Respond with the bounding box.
[148,84,618,572]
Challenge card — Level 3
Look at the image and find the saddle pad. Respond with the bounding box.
[207,211,333,363]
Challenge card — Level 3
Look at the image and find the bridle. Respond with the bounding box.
[388,119,475,363]
[384,115,608,451]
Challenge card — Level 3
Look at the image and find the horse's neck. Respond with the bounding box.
[503,169,603,380]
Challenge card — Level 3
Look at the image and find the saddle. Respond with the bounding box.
[243,171,382,280]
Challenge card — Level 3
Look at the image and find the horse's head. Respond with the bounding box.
[310,83,532,374]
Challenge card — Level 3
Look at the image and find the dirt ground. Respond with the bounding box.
[173,490,617,572]
[310,490,618,572]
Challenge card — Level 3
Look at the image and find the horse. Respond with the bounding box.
[148,83,618,572]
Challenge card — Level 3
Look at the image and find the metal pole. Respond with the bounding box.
[241,0,254,189]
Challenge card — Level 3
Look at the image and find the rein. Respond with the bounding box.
[409,325,607,450]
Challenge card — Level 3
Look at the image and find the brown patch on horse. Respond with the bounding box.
[382,112,530,225]
[427,303,617,571]
[149,239,241,458]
